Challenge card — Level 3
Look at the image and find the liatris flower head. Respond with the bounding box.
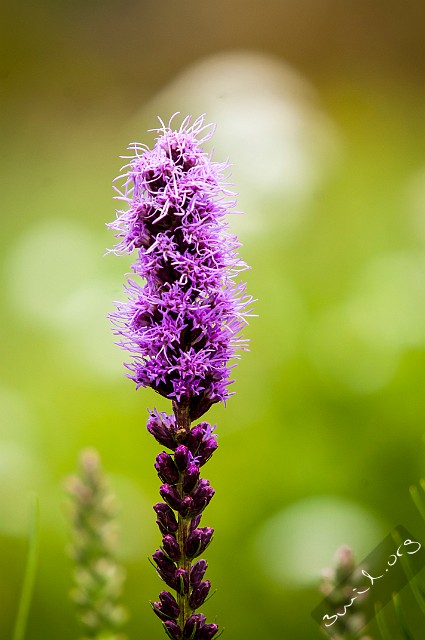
[109,115,250,640]
[109,114,252,424]
[66,449,127,640]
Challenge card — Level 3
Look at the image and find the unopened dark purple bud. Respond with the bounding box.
[198,527,214,553]
[147,415,176,450]
[155,567,179,592]
[194,478,210,492]
[175,567,189,595]
[190,480,215,515]
[159,590,180,619]
[154,502,178,534]
[185,425,204,455]
[151,600,169,622]
[153,549,177,578]
[174,445,190,471]
[198,623,219,640]
[185,527,214,559]
[163,620,182,640]
[161,574,179,591]
[162,534,181,561]
[160,484,183,511]
[183,614,206,639]
[190,514,202,531]
[183,464,200,494]
[189,580,211,609]
[185,529,203,558]
[190,559,208,586]
[155,452,179,484]
[179,495,194,518]
[197,438,218,466]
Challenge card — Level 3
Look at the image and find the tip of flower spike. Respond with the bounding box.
[151,113,216,146]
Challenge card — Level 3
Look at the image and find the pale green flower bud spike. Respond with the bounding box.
[66,449,127,640]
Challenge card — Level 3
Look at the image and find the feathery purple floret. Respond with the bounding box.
[109,114,251,420]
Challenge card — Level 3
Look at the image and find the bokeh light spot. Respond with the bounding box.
[0,443,46,536]
[6,218,99,327]
[255,495,385,587]
[141,50,342,235]
[308,251,425,393]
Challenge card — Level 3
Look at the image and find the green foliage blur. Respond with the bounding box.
[2,1,425,638]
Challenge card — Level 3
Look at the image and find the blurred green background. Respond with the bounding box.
[2,1,425,638]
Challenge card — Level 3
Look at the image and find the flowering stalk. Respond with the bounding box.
[109,115,251,639]
[66,449,127,640]
[320,545,372,640]
[149,413,218,638]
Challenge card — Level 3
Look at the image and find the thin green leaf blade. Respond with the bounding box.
[12,495,40,640]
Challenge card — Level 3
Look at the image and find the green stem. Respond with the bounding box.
[176,512,192,631]
[13,495,40,640]
[175,402,193,632]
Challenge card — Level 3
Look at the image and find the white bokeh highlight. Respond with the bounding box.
[140,50,342,235]
[308,251,425,393]
[255,495,385,587]
[0,387,46,536]
[5,218,126,379]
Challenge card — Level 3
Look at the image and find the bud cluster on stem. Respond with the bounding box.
[149,410,219,640]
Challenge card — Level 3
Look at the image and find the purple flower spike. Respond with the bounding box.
[109,115,252,638]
